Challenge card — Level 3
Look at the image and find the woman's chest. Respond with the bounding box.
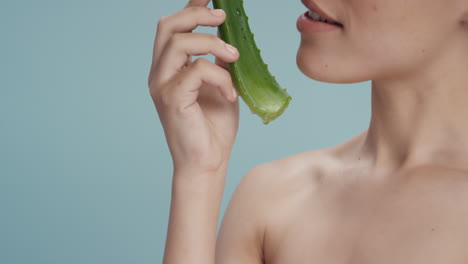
[266,214,468,264]
[263,173,468,264]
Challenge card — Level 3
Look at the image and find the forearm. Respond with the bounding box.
[163,170,227,264]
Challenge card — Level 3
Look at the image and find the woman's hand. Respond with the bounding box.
[148,0,240,176]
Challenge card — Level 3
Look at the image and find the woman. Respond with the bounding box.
[149,0,468,262]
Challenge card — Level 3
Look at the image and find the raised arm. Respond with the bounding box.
[148,0,244,263]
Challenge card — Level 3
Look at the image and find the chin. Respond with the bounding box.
[296,46,372,84]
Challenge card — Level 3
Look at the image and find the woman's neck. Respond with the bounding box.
[360,40,468,172]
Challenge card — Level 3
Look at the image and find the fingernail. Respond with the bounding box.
[225,43,237,55]
[211,9,225,17]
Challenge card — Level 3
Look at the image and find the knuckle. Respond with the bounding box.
[156,15,169,32]
[192,57,209,69]
[191,59,210,74]
[224,69,233,80]
[223,73,232,85]
[207,33,219,42]
[220,69,233,87]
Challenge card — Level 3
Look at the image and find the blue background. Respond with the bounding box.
[1,0,370,263]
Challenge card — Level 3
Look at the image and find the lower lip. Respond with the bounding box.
[296,11,343,34]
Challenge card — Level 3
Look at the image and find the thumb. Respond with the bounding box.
[185,0,210,8]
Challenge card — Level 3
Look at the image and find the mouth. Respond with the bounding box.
[301,0,343,27]
[306,10,343,27]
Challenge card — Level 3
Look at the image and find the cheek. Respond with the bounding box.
[295,0,401,83]
[296,0,457,83]
[347,0,457,79]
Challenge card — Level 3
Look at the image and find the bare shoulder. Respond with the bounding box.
[215,132,366,263]
[215,146,344,264]
[214,149,330,263]
[217,129,468,264]
[237,130,369,220]
[245,148,339,197]
[240,130,367,201]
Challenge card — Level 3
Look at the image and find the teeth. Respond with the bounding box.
[307,10,339,25]
[308,10,322,21]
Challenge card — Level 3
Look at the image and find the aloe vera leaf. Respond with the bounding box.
[212,0,291,124]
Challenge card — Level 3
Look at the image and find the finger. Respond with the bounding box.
[215,55,230,71]
[183,58,237,103]
[215,30,230,70]
[151,7,226,72]
[185,0,210,8]
[155,33,239,85]
[159,58,237,111]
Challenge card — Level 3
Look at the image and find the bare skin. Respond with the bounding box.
[150,0,468,263]
[219,134,468,264]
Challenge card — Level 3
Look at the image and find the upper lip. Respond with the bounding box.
[301,0,342,25]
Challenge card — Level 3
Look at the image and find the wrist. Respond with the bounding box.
[173,169,226,189]
[173,159,229,179]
